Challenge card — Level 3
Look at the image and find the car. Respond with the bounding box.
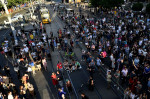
[34,1,39,5]
[4,13,23,25]
[0,24,9,30]
[11,13,23,21]
[4,20,10,25]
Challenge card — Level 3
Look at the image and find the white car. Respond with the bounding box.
[11,13,23,22]
[4,13,23,24]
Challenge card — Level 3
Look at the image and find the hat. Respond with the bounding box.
[66,79,69,82]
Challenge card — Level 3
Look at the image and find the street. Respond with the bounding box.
[0,1,121,99]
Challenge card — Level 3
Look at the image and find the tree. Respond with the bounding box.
[7,0,17,8]
[100,0,124,9]
[132,2,143,11]
[0,3,4,11]
[146,3,150,14]
[0,0,31,11]
[90,0,101,7]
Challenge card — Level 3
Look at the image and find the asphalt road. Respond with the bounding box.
[44,3,120,99]
[0,1,121,99]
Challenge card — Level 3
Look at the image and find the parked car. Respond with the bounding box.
[11,13,23,21]
[4,13,23,24]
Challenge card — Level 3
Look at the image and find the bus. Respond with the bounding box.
[40,8,51,24]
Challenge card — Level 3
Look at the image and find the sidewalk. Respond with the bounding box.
[0,6,32,24]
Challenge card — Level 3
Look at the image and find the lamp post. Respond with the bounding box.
[0,0,17,42]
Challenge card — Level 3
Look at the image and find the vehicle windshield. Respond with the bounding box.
[43,16,49,19]
[42,11,49,14]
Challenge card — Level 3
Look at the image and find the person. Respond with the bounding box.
[88,76,94,91]
[139,92,147,99]
[121,66,128,84]
[124,87,130,99]
[106,71,112,89]
[110,53,115,70]
[51,72,58,86]
[114,70,120,89]
[75,60,82,70]
[96,57,101,70]
[29,61,36,75]
[66,79,72,92]
[20,86,27,99]
[81,93,89,99]
[68,63,73,73]
[63,60,69,70]
[8,92,13,99]
[81,50,86,61]
[42,57,47,71]
[57,61,63,72]
[87,63,95,78]
[27,82,35,97]
[58,87,66,99]
[0,92,4,99]
[135,81,142,95]
[22,74,29,84]
[89,59,95,67]
[4,66,10,77]
[56,71,63,87]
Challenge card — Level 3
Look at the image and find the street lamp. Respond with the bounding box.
[0,0,17,43]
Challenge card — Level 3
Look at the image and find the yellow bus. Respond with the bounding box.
[40,9,51,24]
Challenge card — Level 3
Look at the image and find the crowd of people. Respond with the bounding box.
[58,3,150,99]
[0,2,150,99]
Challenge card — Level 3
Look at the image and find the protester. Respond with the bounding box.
[107,71,112,89]
[66,79,72,92]
[88,76,94,91]
[56,71,63,87]
[51,72,58,86]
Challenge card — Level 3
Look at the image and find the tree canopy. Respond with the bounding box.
[132,2,143,11]
[90,0,124,8]
[90,0,101,7]
[0,0,31,10]
[146,3,150,14]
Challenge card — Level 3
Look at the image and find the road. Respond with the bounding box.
[0,1,120,99]
[43,2,120,99]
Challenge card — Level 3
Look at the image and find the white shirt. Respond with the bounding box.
[110,55,114,61]
[138,49,143,54]
[130,92,135,99]
[139,40,143,46]
[122,69,128,76]
[3,47,8,52]
[24,47,29,53]
[8,94,14,99]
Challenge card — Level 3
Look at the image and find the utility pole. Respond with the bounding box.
[0,0,17,42]
[30,0,34,18]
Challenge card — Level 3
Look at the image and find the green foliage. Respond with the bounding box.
[146,3,150,14]
[0,0,31,10]
[100,0,124,9]
[90,0,101,7]
[0,3,3,9]
[132,2,143,11]
[15,0,24,4]
[7,0,17,8]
